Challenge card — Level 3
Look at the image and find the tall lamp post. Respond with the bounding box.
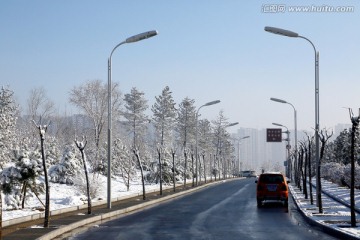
[236,136,250,176]
[107,30,158,209]
[222,122,239,179]
[265,26,320,207]
[273,122,291,176]
[195,100,220,186]
[270,97,297,181]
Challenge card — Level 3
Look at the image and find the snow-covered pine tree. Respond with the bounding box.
[123,87,149,148]
[151,86,177,192]
[175,97,196,187]
[112,138,135,191]
[0,87,18,169]
[48,143,82,184]
[198,119,213,183]
[123,87,149,198]
[211,110,230,180]
[0,86,18,232]
[152,86,176,147]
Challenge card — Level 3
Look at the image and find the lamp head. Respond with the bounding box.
[126,30,158,43]
[270,97,287,104]
[205,100,220,106]
[264,26,298,38]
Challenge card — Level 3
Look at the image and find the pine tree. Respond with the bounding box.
[0,87,18,169]
[175,97,196,187]
[198,119,213,182]
[112,138,135,191]
[123,87,149,148]
[212,110,229,180]
[152,86,177,193]
[152,86,176,147]
[48,144,82,184]
[0,87,18,234]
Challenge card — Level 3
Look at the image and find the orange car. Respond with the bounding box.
[255,172,289,208]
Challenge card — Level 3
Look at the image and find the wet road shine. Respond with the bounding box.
[69,178,335,240]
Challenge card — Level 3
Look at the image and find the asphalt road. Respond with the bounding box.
[67,178,336,240]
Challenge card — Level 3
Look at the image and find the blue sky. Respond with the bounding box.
[1,0,359,133]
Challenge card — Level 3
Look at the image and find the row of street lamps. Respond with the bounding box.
[106,26,320,209]
[265,26,320,206]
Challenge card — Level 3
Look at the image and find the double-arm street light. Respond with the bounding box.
[265,26,320,207]
[273,122,291,176]
[195,100,221,186]
[107,30,158,209]
[270,97,297,181]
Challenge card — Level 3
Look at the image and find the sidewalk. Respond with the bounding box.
[290,179,360,239]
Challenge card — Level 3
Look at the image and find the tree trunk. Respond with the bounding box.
[191,152,195,187]
[22,182,27,209]
[134,149,146,200]
[303,150,308,199]
[308,140,314,205]
[184,150,187,188]
[172,149,176,192]
[1,187,3,239]
[157,148,163,195]
[350,121,357,227]
[81,150,91,214]
[40,132,50,228]
[75,139,91,214]
[202,154,206,184]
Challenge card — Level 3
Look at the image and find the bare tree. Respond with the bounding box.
[27,87,56,124]
[348,108,359,227]
[318,128,333,214]
[33,121,50,228]
[69,79,122,171]
[75,136,91,214]
[304,133,314,205]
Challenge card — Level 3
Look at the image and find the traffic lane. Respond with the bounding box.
[69,178,335,240]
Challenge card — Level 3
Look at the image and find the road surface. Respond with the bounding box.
[67,178,336,240]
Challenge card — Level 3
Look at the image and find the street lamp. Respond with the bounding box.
[195,100,220,186]
[270,97,297,181]
[265,26,320,208]
[273,122,291,176]
[221,122,239,179]
[107,30,158,209]
[236,136,250,176]
[226,122,239,128]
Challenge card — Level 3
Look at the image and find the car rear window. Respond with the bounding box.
[259,174,284,183]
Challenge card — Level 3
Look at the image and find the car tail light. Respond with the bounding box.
[281,184,287,191]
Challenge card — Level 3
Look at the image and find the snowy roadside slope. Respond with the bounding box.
[2,175,161,222]
[290,179,360,239]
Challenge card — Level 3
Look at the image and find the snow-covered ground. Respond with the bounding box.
[2,175,162,221]
[3,176,360,239]
[291,179,360,238]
